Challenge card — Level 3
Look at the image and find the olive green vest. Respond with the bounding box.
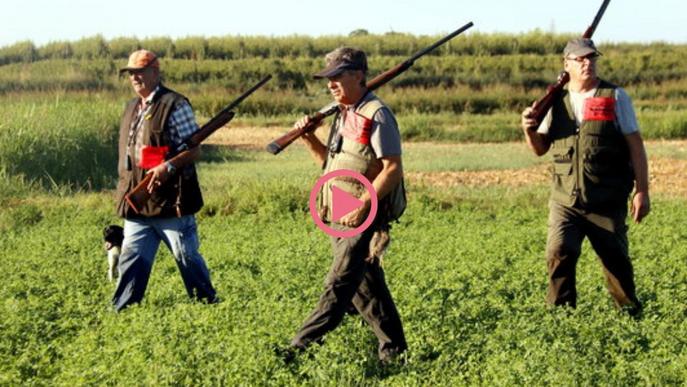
[116,85,203,218]
[548,80,634,212]
[318,94,406,225]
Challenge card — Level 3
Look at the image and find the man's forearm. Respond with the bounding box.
[524,129,551,156]
[336,156,403,228]
[372,166,402,201]
[361,158,403,204]
[301,133,327,166]
[626,132,649,192]
[521,106,551,156]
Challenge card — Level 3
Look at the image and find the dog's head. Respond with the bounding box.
[103,225,124,250]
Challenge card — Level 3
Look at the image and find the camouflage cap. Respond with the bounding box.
[119,49,159,74]
[563,38,602,58]
[313,47,368,79]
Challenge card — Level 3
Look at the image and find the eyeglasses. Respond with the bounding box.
[565,53,599,63]
[126,69,147,76]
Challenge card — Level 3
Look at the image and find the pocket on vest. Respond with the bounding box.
[551,157,574,197]
[334,140,373,174]
[583,146,619,178]
[552,161,573,176]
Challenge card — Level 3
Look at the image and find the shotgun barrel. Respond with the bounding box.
[125,75,272,214]
[528,0,610,125]
[266,22,474,155]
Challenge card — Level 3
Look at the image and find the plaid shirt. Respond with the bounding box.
[136,86,199,149]
[167,100,200,148]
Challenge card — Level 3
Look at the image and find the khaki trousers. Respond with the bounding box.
[546,200,641,312]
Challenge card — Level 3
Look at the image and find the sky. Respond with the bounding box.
[1,0,686,47]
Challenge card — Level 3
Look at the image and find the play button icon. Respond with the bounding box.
[309,169,378,238]
[330,185,365,222]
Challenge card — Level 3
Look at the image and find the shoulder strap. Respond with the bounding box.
[595,82,615,98]
[559,89,575,122]
[597,79,617,91]
[357,97,385,120]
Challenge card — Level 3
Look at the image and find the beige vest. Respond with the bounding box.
[318,95,406,225]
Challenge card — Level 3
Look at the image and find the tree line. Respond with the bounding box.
[2,31,681,66]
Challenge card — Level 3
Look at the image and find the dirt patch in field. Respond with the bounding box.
[206,125,327,150]
[407,157,687,199]
[407,164,549,188]
[207,130,686,198]
[206,126,285,150]
[649,158,687,198]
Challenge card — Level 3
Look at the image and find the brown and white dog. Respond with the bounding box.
[103,225,124,282]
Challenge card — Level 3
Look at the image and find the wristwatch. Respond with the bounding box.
[165,161,177,175]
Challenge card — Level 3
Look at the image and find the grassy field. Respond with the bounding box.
[1,137,686,385]
[1,93,686,198]
[1,32,686,385]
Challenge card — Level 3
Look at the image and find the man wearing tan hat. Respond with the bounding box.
[279,47,407,364]
[521,38,649,315]
[112,49,217,311]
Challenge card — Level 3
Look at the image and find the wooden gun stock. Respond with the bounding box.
[124,173,155,213]
[266,105,338,155]
[266,21,474,155]
[529,71,570,124]
[530,0,610,124]
[125,75,271,214]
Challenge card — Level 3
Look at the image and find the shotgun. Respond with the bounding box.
[528,0,610,124]
[125,75,272,214]
[266,21,474,155]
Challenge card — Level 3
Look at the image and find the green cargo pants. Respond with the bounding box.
[291,225,407,358]
[546,200,641,312]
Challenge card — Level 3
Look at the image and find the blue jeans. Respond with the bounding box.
[112,215,216,311]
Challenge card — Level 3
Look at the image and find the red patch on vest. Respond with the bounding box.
[340,111,372,145]
[138,145,169,169]
[583,97,615,121]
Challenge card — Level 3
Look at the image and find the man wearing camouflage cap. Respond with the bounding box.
[521,38,650,315]
[112,49,217,311]
[281,47,408,363]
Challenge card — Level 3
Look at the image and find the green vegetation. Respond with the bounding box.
[0,32,580,64]
[0,94,120,192]
[1,32,687,144]
[1,32,686,385]
[1,145,686,384]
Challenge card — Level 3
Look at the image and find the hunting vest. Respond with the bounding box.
[116,85,203,218]
[548,80,634,212]
[318,93,406,225]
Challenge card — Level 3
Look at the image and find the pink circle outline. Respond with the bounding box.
[309,169,378,238]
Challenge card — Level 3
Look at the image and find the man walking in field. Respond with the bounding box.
[281,47,408,363]
[521,39,650,314]
[112,49,217,311]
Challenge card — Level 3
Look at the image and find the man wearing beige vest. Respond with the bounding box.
[112,49,217,311]
[281,47,407,363]
[521,39,650,315]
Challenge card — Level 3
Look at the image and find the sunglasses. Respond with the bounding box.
[565,53,600,63]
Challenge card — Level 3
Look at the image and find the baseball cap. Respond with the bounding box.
[314,47,367,79]
[563,38,602,58]
[119,49,159,74]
